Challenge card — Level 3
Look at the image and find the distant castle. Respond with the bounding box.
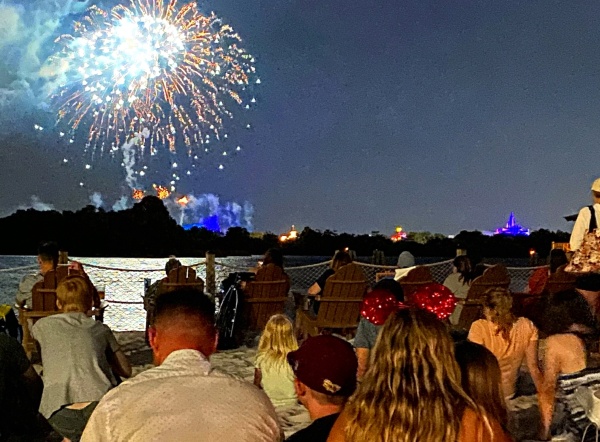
[494,212,530,236]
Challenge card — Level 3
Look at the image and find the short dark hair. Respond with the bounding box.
[372,278,404,302]
[165,258,182,276]
[537,289,595,336]
[153,289,216,334]
[38,242,59,267]
[263,248,284,268]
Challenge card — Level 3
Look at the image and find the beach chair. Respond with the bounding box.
[242,264,290,331]
[296,263,368,339]
[18,266,80,358]
[544,264,577,295]
[456,264,510,331]
[146,266,205,335]
[398,266,433,298]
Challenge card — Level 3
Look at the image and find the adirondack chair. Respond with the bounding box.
[297,263,368,339]
[456,264,510,331]
[399,266,433,298]
[145,266,205,334]
[18,266,80,358]
[242,264,290,331]
[544,264,577,295]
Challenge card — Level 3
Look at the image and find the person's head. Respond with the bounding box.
[165,257,182,276]
[257,314,298,369]
[287,335,357,413]
[56,275,93,313]
[482,288,516,341]
[330,250,353,272]
[396,251,415,268]
[537,289,586,336]
[591,178,600,203]
[453,255,474,284]
[576,274,600,293]
[455,341,508,428]
[372,278,404,302]
[148,289,217,365]
[548,249,568,274]
[37,241,59,274]
[263,248,284,268]
[345,308,474,442]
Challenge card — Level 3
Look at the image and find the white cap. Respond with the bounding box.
[592,178,600,193]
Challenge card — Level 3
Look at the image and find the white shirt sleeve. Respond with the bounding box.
[80,400,111,442]
[570,207,591,251]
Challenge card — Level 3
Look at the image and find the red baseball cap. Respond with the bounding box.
[287,335,357,396]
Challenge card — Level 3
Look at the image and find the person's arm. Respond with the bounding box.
[525,338,542,391]
[467,321,484,345]
[538,339,562,440]
[326,409,349,442]
[15,274,38,307]
[254,367,262,388]
[307,282,321,296]
[105,327,132,378]
[356,348,370,380]
[570,208,588,251]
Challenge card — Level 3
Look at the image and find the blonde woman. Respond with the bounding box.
[327,308,511,442]
[468,288,541,399]
[254,314,299,408]
[31,275,131,441]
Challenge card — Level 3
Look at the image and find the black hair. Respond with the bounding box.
[165,258,182,276]
[575,274,600,292]
[372,278,404,302]
[153,288,216,333]
[536,289,596,336]
[38,241,59,267]
[548,249,568,274]
[263,248,284,268]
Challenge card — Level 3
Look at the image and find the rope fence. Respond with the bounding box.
[2,256,548,332]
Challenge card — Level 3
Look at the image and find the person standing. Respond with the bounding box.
[570,178,600,252]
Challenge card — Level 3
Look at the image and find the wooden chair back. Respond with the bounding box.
[20,267,81,358]
[375,271,396,282]
[399,266,433,297]
[158,266,205,294]
[244,264,290,330]
[457,264,510,330]
[544,264,577,295]
[313,263,368,329]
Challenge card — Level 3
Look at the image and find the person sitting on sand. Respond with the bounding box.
[536,290,593,441]
[32,275,131,442]
[254,314,299,408]
[327,308,511,442]
[82,288,282,442]
[306,251,353,314]
[455,341,509,437]
[468,288,541,400]
[15,241,58,308]
[354,278,404,379]
[286,335,357,442]
[444,255,475,325]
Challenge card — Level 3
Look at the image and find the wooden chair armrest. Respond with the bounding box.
[245,297,288,303]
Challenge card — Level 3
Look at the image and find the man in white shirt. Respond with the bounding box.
[570,178,600,251]
[15,241,58,308]
[81,289,282,442]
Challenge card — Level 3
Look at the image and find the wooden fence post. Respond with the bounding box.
[205,252,216,295]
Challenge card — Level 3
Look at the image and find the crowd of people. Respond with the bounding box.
[3,178,600,441]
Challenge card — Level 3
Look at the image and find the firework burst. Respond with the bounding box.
[51,0,256,159]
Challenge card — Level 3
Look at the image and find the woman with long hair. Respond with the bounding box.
[468,288,541,399]
[254,314,299,408]
[327,308,511,442]
[455,341,508,431]
[444,255,474,325]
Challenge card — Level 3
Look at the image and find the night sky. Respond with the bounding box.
[0,0,599,235]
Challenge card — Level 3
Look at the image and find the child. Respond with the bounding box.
[254,314,298,408]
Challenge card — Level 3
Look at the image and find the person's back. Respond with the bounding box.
[86,350,281,441]
[468,316,537,398]
[82,288,282,442]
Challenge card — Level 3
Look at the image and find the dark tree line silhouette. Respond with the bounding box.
[0,196,570,259]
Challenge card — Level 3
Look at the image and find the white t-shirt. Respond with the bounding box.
[570,203,600,251]
[255,357,297,408]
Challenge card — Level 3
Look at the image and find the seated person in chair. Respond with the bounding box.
[143,257,182,314]
[32,275,131,441]
[307,251,353,314]
[15,241,58,308]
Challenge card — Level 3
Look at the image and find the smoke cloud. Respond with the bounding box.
[89,192,103,209]
[18,196,55,211]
